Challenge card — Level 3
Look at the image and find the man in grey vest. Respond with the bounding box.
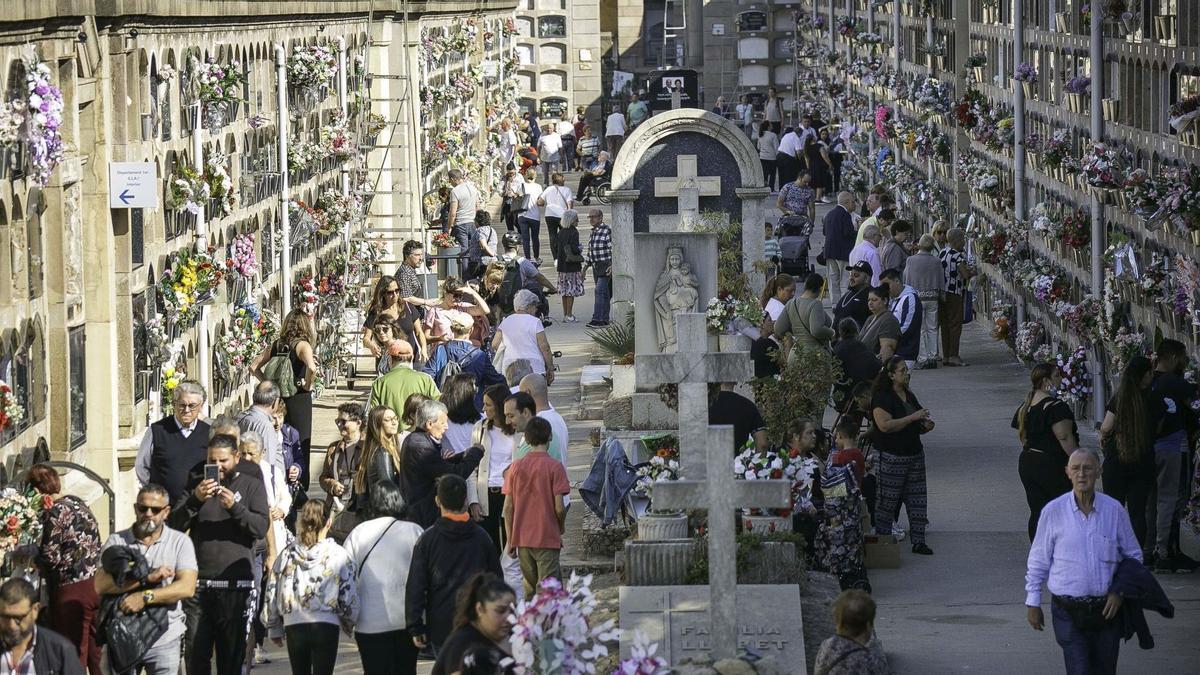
[134,381,210,503]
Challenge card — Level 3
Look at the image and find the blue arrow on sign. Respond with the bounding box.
[119,189,134,205]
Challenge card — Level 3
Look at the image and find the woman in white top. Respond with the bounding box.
[493,289,555,383]
[468,384,518,555]
[757,124,780,193]
[342,481,426,675]
[516,169,545,261]
[440,373,484,457]
[537,172,575,265]
[759,272,797,338]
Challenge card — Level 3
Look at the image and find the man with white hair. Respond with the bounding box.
[1025,449,1143,674]
[848,223,883,286]
[135,380,211,503]
[236,380,288,481]
[519,374,570,469]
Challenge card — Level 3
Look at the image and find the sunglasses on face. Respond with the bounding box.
[135,503,167,515]
[384,289,399,295]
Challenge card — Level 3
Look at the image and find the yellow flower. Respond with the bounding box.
[163,367,176,378]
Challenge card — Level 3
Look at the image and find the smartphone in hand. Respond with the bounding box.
[204,463,220,483]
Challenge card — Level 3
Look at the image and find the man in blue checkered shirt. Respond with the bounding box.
[585,208,613,327]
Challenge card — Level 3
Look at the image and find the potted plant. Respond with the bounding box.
[1014,62,1038,100]
[1064,76,1091,113]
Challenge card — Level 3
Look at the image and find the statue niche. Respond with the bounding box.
[652,245,700,351]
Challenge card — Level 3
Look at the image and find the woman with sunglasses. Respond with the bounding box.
[363,275,429,369]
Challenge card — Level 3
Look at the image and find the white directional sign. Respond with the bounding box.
[108,162,159,209]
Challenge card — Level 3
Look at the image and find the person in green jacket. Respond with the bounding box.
[369,339,440,431]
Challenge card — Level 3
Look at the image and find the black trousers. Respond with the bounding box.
[1102,455,1155,548]
[356,628,419,675]
[1019,450,1072,541]
[184,586,255,675]
[777,153,800,186]
[544,216,562,261]
[760,158,777,191]
[479,489,507,556]
[285,622,340,675]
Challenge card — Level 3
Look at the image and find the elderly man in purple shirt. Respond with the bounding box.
[1025,448,1142,675]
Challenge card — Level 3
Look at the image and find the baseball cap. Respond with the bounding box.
[845,261,874,275]
[387,339,414,358]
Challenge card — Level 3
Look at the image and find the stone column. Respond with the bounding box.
[608,187,641,327]
[737,186,771,294]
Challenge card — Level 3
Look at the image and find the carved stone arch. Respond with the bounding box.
[613,109,765,191]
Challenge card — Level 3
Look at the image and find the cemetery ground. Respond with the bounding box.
[253,186,1200,674]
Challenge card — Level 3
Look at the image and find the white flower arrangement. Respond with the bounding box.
[505,574,620,674]
[287,44,338,92]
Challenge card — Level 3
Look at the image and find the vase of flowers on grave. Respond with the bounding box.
[633,434,686,539]
[1064,76,1090,113]
[190,55,244,133]
[734,443,821,534]
[1014,63,1038,100]
[287,44,337,111]
[705,294,764,351]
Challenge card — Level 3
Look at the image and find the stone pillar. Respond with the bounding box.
[608,187,641,327]
[737,186,771,294]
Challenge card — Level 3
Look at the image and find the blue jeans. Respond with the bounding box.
[591,273,612,323]
[518,216,541,259]
[1051,603,1120,675]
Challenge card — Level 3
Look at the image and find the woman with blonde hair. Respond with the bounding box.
[254,307,319,490]
[263,500,359,675]
[353,405,403,516]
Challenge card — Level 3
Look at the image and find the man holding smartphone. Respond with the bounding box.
[169,434,269,675]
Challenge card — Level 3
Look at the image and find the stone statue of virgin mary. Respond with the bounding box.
[652,245,700,351]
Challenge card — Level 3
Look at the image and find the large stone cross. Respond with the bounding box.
[653,155,721,230]
[652,425,791,662]
[635,312,791,661]
[635,313,750,477]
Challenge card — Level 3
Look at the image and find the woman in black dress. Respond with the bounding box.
[432,573,515,675]
[268,308,320,490]
[804,134,834,204]
[871,356,936,555]
[1098,356,1161,549]
[1012,362,1078,541]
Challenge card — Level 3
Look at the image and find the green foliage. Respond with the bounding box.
[588,312,635,364]
[751,344,843,445]
[684,531,808,585]
[696,211,754,301]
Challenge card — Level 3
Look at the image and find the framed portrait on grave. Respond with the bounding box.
[737,11,768,33]
[539,97,567,120]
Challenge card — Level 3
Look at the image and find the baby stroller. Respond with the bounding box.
[776,214,813,277]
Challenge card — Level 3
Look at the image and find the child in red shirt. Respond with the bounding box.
[829,417,866,487]
[503,417,569,596]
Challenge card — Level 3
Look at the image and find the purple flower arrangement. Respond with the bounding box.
[21,46,65,187]
[1064,76,1091,95]
[1014,62,1039,83]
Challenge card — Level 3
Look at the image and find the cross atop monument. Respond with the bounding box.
[653,155,722,230]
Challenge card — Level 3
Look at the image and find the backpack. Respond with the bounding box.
[498,258,525,310]
[437,345,480,389]
[262,342,298,398]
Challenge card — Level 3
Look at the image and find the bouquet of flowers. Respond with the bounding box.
[288,138,326,174]
[0,101,23,149]
[159,362,185,408]
[168,165,212,216]
[1060,209,1090,248]
[1104,327,1143,374]
[913,77,953,116]
[1056,347,1092,405]
[287,44,338,92]
[21,46,66,187]
[1042,130,1074,170]
[1030,202,1062,239]
[734,445,821,515]
[1015,321,1045,361]
[317,189,363,236]
[320,111,357,159]
[1122,168,1163,216]
[633,435,680,506]
[1081,143,1124,189]
[0,487,46,555]
[858,32,884,48]
[1064,76,1091,95]
[874,105,893,140]
[1060,295,1102,343]
[963,52,987,69]
[431,231,456,249]
[138,315,174,363]
[216,305,278,373]
[293,275,319,315]
[226,232,258,279]
[189,55,245,105]
[835,16,860,39]
[0,379,24,433]
[158,247,224,324]
[206,153,236,218]
[506,575,619,674]
[704,294,765,334]
[1014,62,1039,83]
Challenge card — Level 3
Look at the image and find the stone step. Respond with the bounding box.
[577,364,610,420]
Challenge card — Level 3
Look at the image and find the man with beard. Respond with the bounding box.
[0,577,84,674]
[96,484,198,674]
[833,261,873,332]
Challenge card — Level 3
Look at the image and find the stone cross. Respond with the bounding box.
[653,155,721,230]
[635,312,749,477]
[635,312,791,661]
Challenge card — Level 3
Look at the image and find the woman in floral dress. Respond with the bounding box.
[553,209,585,323]
[30,463,103,674]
